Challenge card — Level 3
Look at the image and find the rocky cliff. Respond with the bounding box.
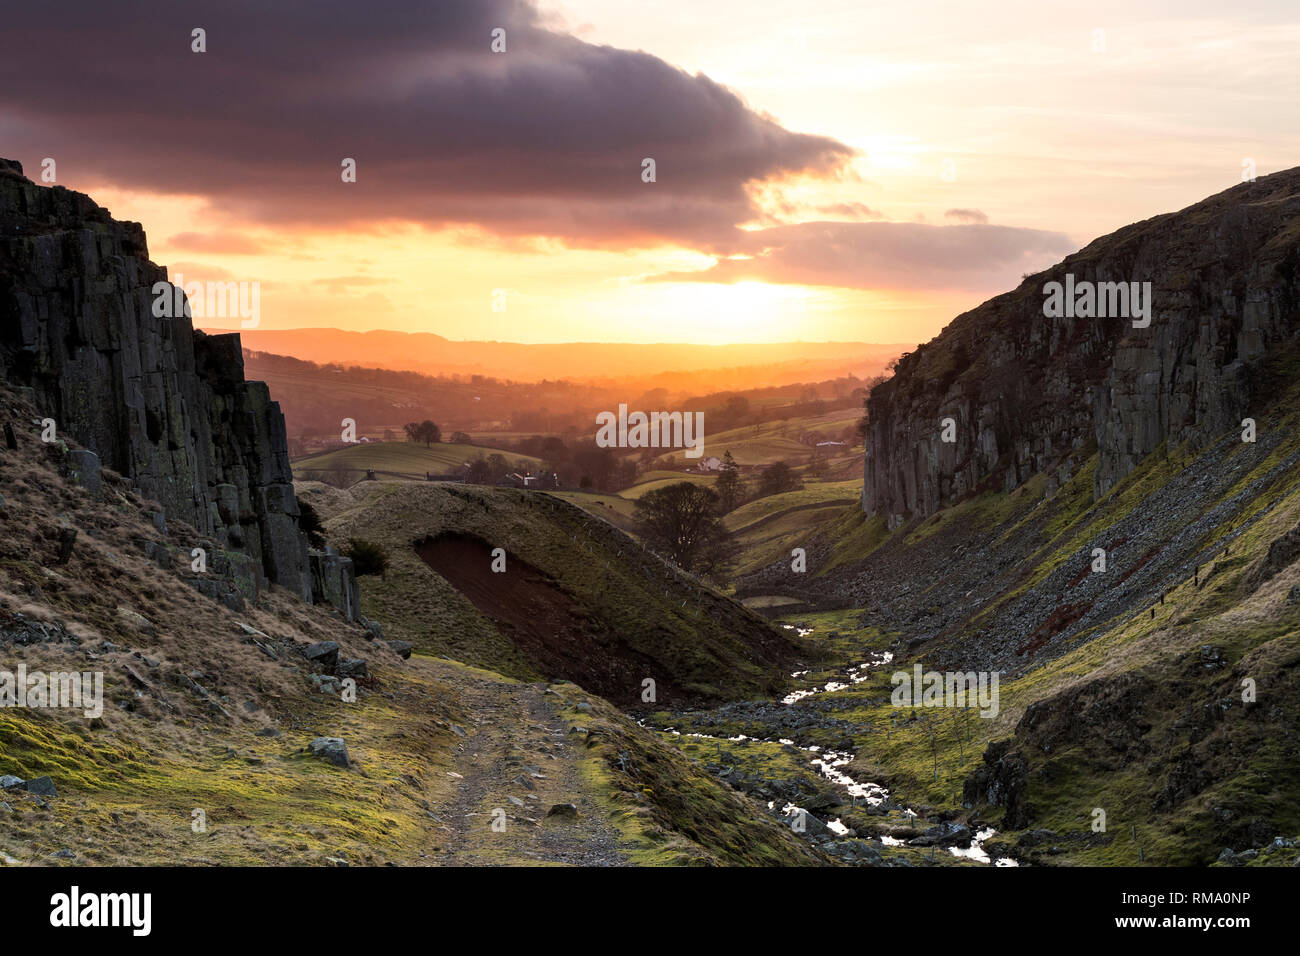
[0,158,351,613]
[864,170,1300,526]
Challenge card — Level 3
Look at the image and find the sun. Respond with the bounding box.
[609,280,818,344]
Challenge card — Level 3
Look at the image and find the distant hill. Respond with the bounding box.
[219,327,907,387]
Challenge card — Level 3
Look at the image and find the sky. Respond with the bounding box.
[2,0,1297,345]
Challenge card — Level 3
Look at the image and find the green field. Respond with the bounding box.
[619,473,717,499]
[292,440,542,479]
[550,491,641,533]
[724,479,861,532]
[654,410,861,467]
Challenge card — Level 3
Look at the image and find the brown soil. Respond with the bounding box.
[414,532,686,706]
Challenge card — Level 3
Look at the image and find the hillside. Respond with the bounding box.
[863,168,1300,524]
[0,382,824,867]
[297,480,810,707]
[0,161,827,868]
[227,328,906,387]
[292,440,543,482]
[655,408,861,468]
[722,170,1300,864]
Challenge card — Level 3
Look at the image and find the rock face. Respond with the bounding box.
[0,158,355,614]
[309,547,361,621]
[864,170,1300,525]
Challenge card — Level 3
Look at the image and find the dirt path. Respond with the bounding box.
[428,670,630,866]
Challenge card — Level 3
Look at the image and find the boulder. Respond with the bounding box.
[309,549,361,622]
[66,449,101,495]
[307,737,350,768]
[24,776,57,797]
[116,607,156,636]
[188,577,245,612]
[304,641,340,667]
[337,659,368,679]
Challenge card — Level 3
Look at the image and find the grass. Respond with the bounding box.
[550,685,827,866]
[815,508,892,578]
[653,410,860,468]
[619,474,716,499]
[292,440,542,479]
[301,480,807,705]
[731,503,852,578]
[725,480,861,533]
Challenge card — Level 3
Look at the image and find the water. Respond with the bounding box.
[643,630,1017,865]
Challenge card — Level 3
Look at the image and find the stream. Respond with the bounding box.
[644,626,1019,866]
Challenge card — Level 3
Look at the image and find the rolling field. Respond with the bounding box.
[292,440,542,479]
[619,473,717,498]
[723,479,861,532]
[549,491,641,533]
[730,502,853,577]
[654,409,861,467]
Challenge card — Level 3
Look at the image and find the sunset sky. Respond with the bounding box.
[4,0,1297,345]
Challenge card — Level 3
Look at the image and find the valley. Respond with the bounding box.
[2,156,1298,872]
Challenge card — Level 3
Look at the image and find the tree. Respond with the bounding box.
[714,450,743,513]
[807,451,830,479]
[403,420,441,446]
[572,443,617,490]
[758,460,801,497]
[450,431,472,445]
[324,460,352,490]
[634,482,733,577]
[344,537,389,577]
[723,395,751,427]
[465,454,493,484]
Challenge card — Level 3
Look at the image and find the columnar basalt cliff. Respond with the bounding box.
[864,170,1300,526]
[0,158,345,611]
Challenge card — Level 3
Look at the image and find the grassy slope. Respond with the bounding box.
[665,356,1300,866]
[654,409,860,467]
[292,440,542,478]
[549,684,826,865]
[725,480,862,533]
[0,389,825,867]
[300,480,807,704]
[619,474,716,498]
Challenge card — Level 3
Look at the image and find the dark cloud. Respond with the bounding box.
[1,0,853,248]
[647,221,1078,291]
[944,208,989,225]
